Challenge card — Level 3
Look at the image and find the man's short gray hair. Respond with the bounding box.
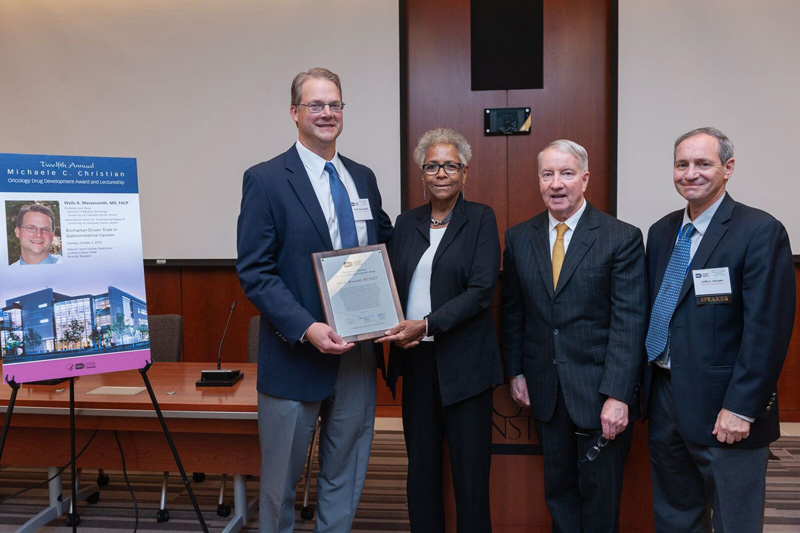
[537,139,589,174]
[413,128,472,166]
[673,127,734,164]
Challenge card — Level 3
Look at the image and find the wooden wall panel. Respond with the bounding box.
[776,266,800,421]
[179,266,258,363]
[143,267,182,315]
[405,0,509,242]
[507,0,613,227]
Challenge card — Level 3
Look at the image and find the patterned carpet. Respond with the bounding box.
[766,437,800,532]
[0,430,409,532]
[0,432,797,532]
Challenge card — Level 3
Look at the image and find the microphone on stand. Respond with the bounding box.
[196,301,244,387]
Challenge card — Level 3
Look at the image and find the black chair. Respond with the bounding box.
[247,315,260,364]
[147,314,183,364]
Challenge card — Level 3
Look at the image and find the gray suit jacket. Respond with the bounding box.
[502,202,648,428]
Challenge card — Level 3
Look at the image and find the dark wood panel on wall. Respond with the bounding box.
[776,265,800,421]
[405,0,509,243]
[143,267,182,316]
[180,267,259,363]
[406,0,614,257]
[508,0,613,227]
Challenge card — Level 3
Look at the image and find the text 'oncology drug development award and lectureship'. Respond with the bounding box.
[0,153,152,383]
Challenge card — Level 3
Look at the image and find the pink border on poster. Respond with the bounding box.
[2,349,151,384]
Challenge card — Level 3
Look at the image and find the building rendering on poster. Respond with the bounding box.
[0,153,151,383]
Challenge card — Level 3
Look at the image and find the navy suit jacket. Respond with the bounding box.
[642,194,795,448]
[503,202,648,429]
[236,145,392,401]
[386,197,503,406]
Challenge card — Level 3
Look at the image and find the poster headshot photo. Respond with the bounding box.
[5,200,63,266]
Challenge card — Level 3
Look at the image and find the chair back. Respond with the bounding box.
[247,315,260,363]
[148,314,183,362]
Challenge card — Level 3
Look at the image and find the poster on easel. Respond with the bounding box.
[0,153,151,384]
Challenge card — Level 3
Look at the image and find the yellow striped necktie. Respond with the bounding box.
[552,223,568,290]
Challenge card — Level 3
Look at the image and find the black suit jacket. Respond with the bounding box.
[642,194,795,448]
[236,145,392,401]
[386,197,503,406]
[503,202,648,429]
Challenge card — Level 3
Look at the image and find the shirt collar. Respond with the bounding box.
[548,199,587,233]
[18,254,58,265]
[681,192,726,237]
[295,140,340,180]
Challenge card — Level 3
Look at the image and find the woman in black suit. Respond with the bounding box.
[377,128,502,532]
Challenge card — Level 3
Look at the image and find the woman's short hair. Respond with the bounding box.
[413,128,472,166]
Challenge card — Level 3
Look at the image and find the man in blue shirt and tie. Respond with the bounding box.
[236,68,392,533]
[642,127,795,532]
[12,203,62,265]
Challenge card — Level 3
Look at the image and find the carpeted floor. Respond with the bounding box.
[0,432,797,532]
[0,430,408,532]
[766,436,800,532]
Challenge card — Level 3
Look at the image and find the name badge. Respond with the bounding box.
[692,267,732,304]
[352,198,373,221]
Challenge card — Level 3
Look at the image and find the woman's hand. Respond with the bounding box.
[374,319,427,349]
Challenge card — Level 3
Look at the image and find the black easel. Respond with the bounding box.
[68,377,78,531]
[139,360,208,532]
[0,376,20,466]
[0,363,209,533]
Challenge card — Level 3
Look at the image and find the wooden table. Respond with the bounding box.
[0,362,260,531]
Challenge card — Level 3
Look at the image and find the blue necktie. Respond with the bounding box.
[645,222,695,361]
[325,161,359,249]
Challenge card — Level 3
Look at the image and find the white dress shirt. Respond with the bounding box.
[681,191,727,260]
[547,199,588,258]
[406,226,447,342]
[295,141,368,249]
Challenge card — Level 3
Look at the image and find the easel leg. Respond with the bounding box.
[67,377,79,530]
[139,362,209,533]
[0,377,20,465]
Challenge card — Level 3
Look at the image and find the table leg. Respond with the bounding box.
[16,467,98,532]
[220,474,257,533]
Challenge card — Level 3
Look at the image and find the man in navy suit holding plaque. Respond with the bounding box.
[643,127,795,532]
[237,67,392,533]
